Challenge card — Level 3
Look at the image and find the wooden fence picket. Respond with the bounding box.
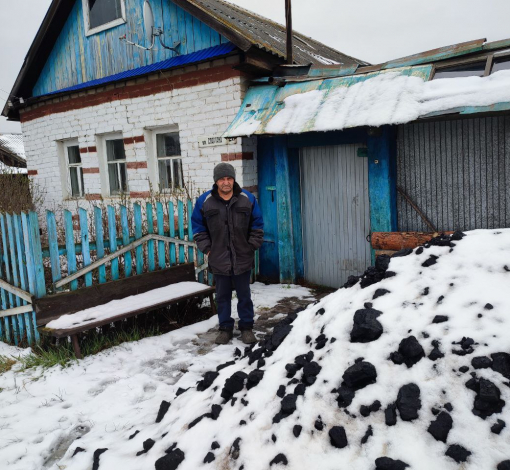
[146,203,155,272]
[79,208,93,287]
[64,210,78,291]
[13,214,32,345]
[120,205,132,278]
[133,203,144,275]
[156,202,165,269]
[94,206,107,284]
[0,196,218,346]
[168,202,176,266]
[107,205,119,281]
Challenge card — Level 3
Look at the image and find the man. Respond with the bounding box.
[191,163,264,345]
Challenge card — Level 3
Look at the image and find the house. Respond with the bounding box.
[0,134,27,173]
[2,0,366,211]
[224,37,510,287]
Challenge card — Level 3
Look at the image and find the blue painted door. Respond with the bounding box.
[300,144,371,287]
[257,138,279,280]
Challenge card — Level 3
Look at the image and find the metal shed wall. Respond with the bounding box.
[397,116,510,232]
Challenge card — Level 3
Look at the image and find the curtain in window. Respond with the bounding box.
[89,0,122,29]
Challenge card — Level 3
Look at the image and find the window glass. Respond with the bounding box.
[106,139,126,161]
[433,61,486,80]
[156,133,181,158]
[106,138,128,195]
[66,144,84,197]
[491,56,510,74]
[173,159,183,189]
[88,0,122,29]
[67,145,81,165]
[155,131,182,191]
[158,159,172,190]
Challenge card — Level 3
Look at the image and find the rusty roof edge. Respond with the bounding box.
[382,38,487,70]
[186,0,368,65]
[483,37,510,52]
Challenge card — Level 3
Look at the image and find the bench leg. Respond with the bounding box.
[71,334,83,359]
[209,293,217,316]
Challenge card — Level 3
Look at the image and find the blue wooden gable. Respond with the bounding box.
[33,0,231,97]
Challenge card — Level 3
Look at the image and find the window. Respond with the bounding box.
[65,141,85,198]
[106,137,128,195]
[433,61,487,80]
[491,56,510,74]
[156,132,183,191]
[83,0,126,36]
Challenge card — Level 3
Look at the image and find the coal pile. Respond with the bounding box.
[98,229,510,469]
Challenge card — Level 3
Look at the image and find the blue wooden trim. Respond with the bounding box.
[0,215,18,344]
[367,126,398,234]
[288,148,304,279]
[46,211,62,285]
[287,128,368,148]
[120,205,132,278]
[256,138,280,280]
[178,200,185,264]
[274,136,297,283]
[156,202,165,269]
[94,206,107,284]
[187,200,194,265]
[146,203,155,272]
[21,213,39,342]
[168,202,176,266]
[133,203,144,275]
[79,208,93,287]
[33,0,237,97]
[28,212,47,298]
[14,215,33,345]
[63,210,78,291]
[107,206,119,281]
[6,214,24,342]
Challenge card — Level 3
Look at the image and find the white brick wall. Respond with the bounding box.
[21,74,258,213]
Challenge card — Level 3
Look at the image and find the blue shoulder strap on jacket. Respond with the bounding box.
[242,189,264,230]
[191,191,211,236]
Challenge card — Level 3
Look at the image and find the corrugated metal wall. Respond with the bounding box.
[397,116,510,232]
[300,145,371,288]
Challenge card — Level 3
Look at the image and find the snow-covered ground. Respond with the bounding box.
[0,283,313,470]
[2,229,510,470]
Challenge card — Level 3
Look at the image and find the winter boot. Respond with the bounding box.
[215,329,233,345]
[241,329,257,344]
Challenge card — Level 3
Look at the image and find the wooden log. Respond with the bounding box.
[371,231,454,251]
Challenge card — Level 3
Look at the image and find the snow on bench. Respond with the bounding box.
[46,281,212,330]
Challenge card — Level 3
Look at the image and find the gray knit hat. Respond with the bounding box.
[213,163,236,182]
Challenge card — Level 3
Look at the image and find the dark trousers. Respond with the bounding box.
[214,270,254,331]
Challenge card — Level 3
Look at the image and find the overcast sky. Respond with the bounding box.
[1,0,510,133]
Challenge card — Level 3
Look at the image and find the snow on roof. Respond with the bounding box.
[0,133,25,161]
[225,68,510,137]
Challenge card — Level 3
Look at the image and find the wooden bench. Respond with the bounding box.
[33,263,215,359]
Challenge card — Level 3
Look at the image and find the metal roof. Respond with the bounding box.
[223,64,510,137]
[174,0,368,66]
[0,134,27,170]
[35,42,237,97]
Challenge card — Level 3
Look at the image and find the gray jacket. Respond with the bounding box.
[191,183,264,276]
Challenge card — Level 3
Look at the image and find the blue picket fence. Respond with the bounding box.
[0,199,213,346]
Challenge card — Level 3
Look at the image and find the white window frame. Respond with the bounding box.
[82,0,127,37]
[57,139,85,200]
[98,133,129,197]
[147,126,184,192]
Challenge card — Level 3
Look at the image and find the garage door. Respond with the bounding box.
[300,144,371,288]
[397,117,510,231]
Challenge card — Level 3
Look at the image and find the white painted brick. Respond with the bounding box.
[21,76,258,213]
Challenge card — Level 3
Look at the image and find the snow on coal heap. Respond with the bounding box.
[66,229,510,470]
